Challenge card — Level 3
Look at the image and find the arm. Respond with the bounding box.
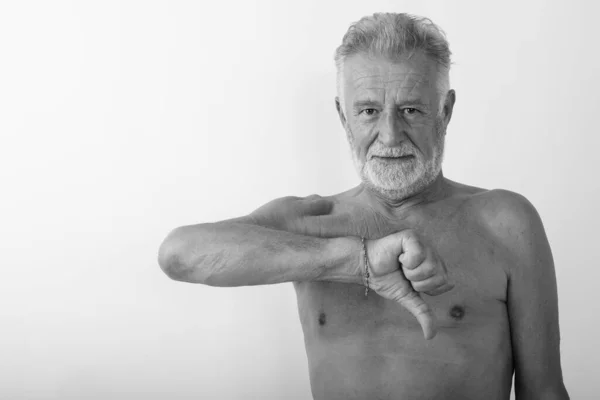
[158,195,362,286]
[158,219,362,287]
[157,195,452,339]
[485,190,569,399]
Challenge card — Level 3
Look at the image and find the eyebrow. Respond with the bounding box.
[352,99,429,109]
[352,100,380,109]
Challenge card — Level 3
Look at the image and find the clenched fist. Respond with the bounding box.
[366,230,454,340]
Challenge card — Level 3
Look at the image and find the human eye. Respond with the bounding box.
[360,108,379,116]
[402,107,419,116]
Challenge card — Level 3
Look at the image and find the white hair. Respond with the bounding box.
[334,13,452,115]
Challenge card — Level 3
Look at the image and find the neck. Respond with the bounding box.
[357,171,449,216]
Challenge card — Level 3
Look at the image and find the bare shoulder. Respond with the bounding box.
[462,188,550,271]
[438,180,540,236]
[466,188,543,234]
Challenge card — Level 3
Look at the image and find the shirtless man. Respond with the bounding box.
[158,13,569,400]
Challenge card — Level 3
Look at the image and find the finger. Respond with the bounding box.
[397,231,426,270]
[424,282,455,296]
[402,260,436,281]
[411,275,448,293]
[302,195,334,216]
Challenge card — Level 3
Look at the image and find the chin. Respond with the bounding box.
[361,164,441,202]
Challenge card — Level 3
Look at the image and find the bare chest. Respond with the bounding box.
[292,193,514,399]
[293,204,509,347]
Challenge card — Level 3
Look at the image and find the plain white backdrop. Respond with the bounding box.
[1,1,599,399]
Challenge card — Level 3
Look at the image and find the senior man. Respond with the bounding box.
[158,13,569,400]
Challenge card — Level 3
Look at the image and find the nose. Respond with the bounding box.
[377,109,407,147]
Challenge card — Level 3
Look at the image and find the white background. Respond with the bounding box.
[1,1,598,399]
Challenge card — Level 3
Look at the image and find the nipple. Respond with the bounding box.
[318,312,327,326]
[449,305,465,320]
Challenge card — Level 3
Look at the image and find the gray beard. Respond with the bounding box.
[346,121,445,201]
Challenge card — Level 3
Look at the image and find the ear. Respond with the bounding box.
[442,89,456,126]
[335,97,347,127]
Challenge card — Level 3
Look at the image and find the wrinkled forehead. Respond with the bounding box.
[342,52,439,100]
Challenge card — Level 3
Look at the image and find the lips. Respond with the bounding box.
[372,155,414,159]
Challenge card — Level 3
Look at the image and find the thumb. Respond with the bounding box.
[303,196,334,216]
[392,282,436,340]
[377,270,437,339]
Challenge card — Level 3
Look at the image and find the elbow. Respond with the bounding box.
[158,227,195,282]
[158,226,222,285]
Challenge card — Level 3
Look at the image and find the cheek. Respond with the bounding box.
[355,134,372,158]
[409,120,439,156]
[413,136,436,158]
[348,121,377,158]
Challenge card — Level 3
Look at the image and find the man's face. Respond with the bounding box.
[336,52,454,201]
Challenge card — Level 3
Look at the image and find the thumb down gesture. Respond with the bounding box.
[366,229,454,340]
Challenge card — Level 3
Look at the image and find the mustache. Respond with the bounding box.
[367,143,417,159]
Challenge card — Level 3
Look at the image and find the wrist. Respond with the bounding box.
[318,236,363,285]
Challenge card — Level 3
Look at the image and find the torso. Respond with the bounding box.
[293,182,514,399]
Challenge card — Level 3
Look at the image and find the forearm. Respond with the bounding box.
[158,222,363,287]
[516,385,569,400]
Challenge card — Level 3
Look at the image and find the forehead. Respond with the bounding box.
[342,52,438,100]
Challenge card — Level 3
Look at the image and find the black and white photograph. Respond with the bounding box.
[2,1,598,399]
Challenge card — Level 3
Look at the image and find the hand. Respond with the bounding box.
[250,195,383,238]
[366,230,454,340]
[249,195,340,235]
